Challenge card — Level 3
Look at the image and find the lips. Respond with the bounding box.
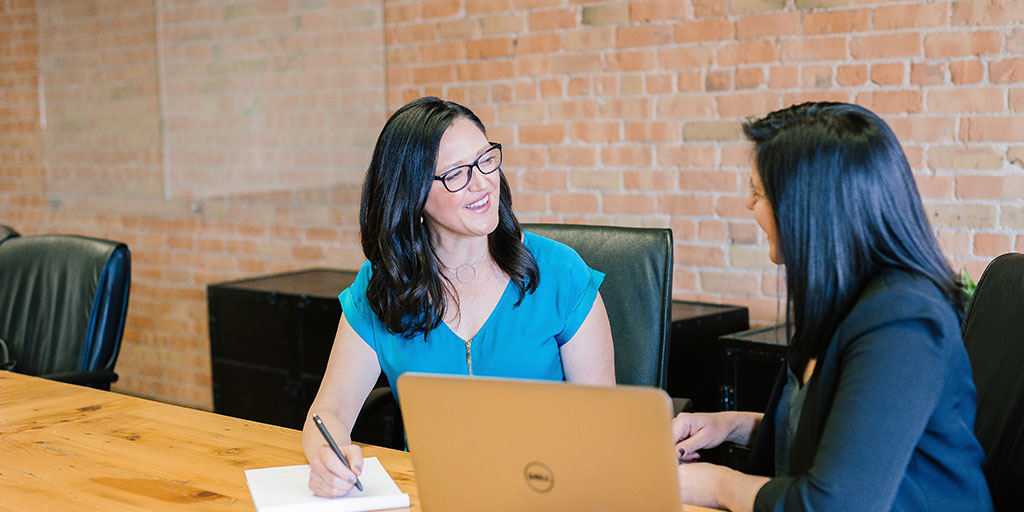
[465,194,489,211]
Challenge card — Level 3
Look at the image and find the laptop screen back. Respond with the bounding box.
[397,373,682,511]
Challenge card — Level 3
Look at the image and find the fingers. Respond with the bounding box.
[671,412,697,441]
[341,444,364,478]
[307,444,363,497]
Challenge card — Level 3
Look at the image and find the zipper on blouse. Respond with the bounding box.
[465,337,473,376]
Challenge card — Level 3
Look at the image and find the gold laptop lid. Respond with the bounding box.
[397,373,682,511]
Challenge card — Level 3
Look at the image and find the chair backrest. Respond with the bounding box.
[961,252,1024,511]
[0,224,18,244]
[522,223,673,388]
[0,235,130,388]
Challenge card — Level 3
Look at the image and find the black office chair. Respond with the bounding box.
[0,234,131,390]
[523,223,675,389]
[961,252,1024,511]
[0,224,19,244]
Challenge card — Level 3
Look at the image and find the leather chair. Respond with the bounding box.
[0,235,131,390]
[0,224,18,244]
[351,223,685,449]
[961,252,1024,511]
[523,223,674,388]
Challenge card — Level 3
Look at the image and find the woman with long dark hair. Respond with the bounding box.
[672,103,992,511]
[302,97,614,497]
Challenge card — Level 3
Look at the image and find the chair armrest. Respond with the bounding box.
[671,396,693,416]
[41,370,119,389]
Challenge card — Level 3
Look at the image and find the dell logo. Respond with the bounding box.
[523,461,554,493]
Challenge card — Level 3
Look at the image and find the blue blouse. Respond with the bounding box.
[339,231,604,392]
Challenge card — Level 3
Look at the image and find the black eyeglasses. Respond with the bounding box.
[433,142,502,193]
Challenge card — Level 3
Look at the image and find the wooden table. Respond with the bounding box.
[1,372,717,511]
[0,372,416,511]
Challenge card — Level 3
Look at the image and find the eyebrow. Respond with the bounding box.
[439,143,493,172]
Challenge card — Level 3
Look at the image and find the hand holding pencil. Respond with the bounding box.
[307,413,365,497]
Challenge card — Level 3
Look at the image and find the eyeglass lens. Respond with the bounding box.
[440,144,501,192]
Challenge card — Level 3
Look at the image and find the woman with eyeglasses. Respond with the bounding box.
[671,103,992,511]
[301,96,615,497]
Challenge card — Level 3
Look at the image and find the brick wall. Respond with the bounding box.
[2,0,1023,409]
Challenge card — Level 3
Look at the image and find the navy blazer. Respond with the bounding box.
[748,269,992,511]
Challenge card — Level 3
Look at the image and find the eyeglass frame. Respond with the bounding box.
[433,142,503,193]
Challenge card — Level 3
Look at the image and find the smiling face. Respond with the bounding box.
[745,168,781,264]
[422,117,501,249]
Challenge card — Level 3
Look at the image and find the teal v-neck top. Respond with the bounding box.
[339,231,604,392]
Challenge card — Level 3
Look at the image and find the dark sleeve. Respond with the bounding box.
[754,317,948,511]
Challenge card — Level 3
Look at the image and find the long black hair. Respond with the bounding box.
[742,102,966,370]
[360,96,539,338]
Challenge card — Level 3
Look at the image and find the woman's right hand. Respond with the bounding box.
[672,411,761,462]
[307,443,364,497]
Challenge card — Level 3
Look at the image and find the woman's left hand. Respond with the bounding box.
[677,462,726,509]
[678,462,771,512]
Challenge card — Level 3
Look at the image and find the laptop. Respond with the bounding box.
[396,373,683,511]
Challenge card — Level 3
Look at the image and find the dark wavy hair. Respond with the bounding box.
[360,96,539,338]
[742,102,966,370]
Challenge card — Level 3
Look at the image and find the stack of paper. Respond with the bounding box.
[245,457,410,511]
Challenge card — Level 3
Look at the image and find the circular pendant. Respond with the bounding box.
[455,263,477,284]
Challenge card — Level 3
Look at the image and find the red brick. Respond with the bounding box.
[550,193,599,213]
[679,170,739,192]
[802,66,833,89]
[528,8,576,31]
[802,9,869,35]
[706,69,733,91]
[624,169,678,191]
[716,92,781,118]
[604,193,657,214]
[770,65,799,88]
[659,47,715,69]
[617,25,673,48]
[874,3,948,30]
[466,37,513,59]
[952,0,1024,26]
[851,33,922,59]
[854,90,923,115]
[736,67,765,89]
[569,122,621,143]
[925,30,1002,58]
[625,121,681,141]
[836,64,867,86]
[658,193,714,216]
[519,124,565,144]
[677,244,726,267]
[950,61,983,85]
[961,117,1024,142]
[646,73,673,94]
[601,145,653,167]
[990,58,1024,84]
[675,19,735,43]
[736,12,799,39]
[871,63,905,86]
[606,50,657,72]
[780,37,846,62]
[929,88,1005,114]
[974,233,1013,257]
[718,39,778,66]
[630,0,685,22]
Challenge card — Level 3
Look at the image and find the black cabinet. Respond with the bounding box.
[667,301,750,412]
[207,268,357,429]
[718,324,788,413]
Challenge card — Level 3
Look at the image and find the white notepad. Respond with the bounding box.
[245,457,410,512]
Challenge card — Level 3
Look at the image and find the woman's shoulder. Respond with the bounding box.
[522,230,589,272]
[839,268,961,345]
